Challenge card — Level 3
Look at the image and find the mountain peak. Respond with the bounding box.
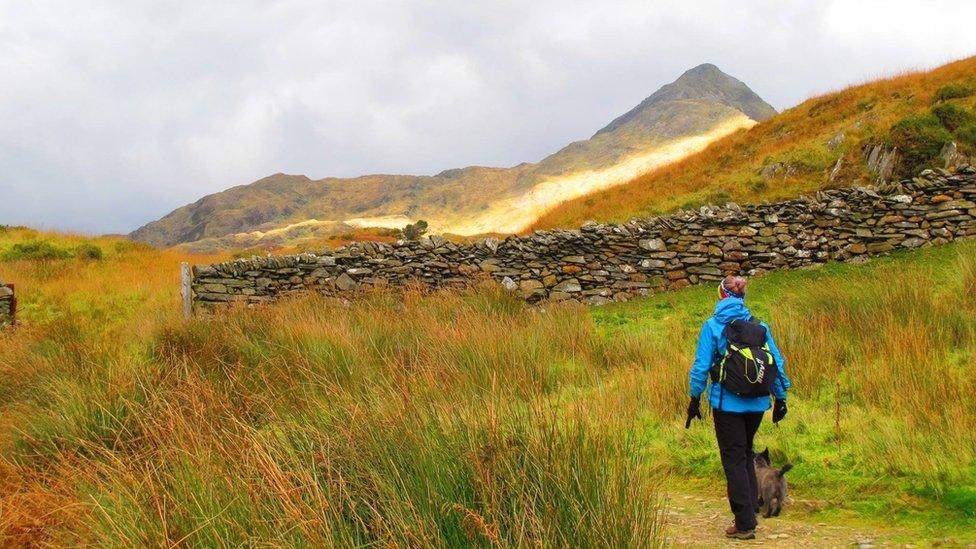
[682,62,722,75]
[672,63,744,88]
[593,64,776,137]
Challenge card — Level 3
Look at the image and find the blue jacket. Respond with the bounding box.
[688,297,790,413]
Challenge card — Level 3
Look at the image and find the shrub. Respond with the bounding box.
[678,190,732,211]
[747,176,768,193]
[856,97,878,111]
[401,220,429,240]
[113,240,152,254]
[956,124,976,149]
[1,240,72,261]
[74,243,104,261]
[709,190,732,205]
[375,227,402,237]
[231,247,266,259]
[888,114,953,178]
[931,103,976,132]
[933,83,975,102]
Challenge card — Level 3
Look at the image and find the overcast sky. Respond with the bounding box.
[1,1,974,234]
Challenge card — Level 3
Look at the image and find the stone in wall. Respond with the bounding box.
[190,167,976,308]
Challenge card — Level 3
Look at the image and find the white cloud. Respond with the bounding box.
[0,0,973,233]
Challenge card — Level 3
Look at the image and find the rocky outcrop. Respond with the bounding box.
[190,168,976,308]
[942,142,972,169]
[864,143,897,183]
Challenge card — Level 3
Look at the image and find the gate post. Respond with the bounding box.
[180,263,192,319]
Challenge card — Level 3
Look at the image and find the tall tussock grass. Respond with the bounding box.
[1,286,661,546]
[770,251,976,490]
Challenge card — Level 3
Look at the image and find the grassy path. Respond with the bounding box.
[662,490,965,548]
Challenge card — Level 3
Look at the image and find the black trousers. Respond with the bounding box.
[713,409,763,531]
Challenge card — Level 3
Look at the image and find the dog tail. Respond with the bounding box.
[777,463,793,477]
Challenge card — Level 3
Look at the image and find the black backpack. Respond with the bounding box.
[710,318,778,397]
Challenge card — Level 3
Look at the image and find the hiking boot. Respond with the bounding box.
[725,524,756,540]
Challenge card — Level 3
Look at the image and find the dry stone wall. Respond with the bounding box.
[191,167,976,308]
[0,283,14,326]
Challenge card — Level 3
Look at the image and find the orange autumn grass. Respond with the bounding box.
[0,227,661,545]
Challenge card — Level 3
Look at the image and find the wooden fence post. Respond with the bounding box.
[180,263,192,319]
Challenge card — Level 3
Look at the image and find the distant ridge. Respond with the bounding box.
[131,64,774,251]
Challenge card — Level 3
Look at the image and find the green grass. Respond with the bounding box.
[591,241,976,536]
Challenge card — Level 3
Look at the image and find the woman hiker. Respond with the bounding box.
[684,275,791,540]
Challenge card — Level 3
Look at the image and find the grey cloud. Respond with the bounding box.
[1,0,974,234]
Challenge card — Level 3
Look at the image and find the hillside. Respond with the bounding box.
[1,223,974,544]
[533,55,976,229]
[131,64,774,251]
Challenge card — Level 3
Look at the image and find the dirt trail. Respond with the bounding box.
[662,492,966,548]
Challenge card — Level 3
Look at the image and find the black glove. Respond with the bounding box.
[685,396,702,428]
[772,399,787,423]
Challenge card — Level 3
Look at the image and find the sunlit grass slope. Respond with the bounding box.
[1,224,974,544]
[533,55,976,229]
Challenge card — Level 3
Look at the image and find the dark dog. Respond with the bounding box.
[754,447,792,518]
